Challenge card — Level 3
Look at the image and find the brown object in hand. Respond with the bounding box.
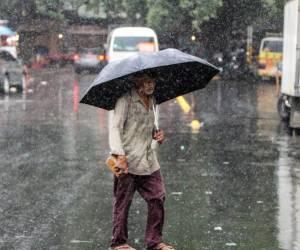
[106,155,128,177]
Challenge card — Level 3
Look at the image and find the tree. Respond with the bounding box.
[83,0,149,26]
[0,0,66,22]
[146,0,222,49]
[262,0,284,29]
[146,0,185,47]
[82,0,124,20]
[35,0,65,19]
[200,0,270,57]
[0,0,35,20]
[122,0,148,25]
[180,0,222,30]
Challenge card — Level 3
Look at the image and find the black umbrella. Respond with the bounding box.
[80,48,219,110]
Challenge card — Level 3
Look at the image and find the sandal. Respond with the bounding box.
[110,244,136,250]
[153,242,175,250]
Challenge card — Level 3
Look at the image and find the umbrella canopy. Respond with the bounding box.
[80,48,219,110]
[0,26,16,36]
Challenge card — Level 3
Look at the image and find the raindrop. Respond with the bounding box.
[225,242,237,247]
[70,240,93,244]
[171,192,183,195]
[214,226,222,231]
[15,235,33,239]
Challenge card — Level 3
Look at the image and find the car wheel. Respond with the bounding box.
[277,95,290,121]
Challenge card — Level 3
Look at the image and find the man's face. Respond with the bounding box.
[135,75,156,96]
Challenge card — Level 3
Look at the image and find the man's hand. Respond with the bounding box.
[116,155,129,177]
[153,129,165,144]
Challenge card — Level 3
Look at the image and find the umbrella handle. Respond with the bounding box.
[152,102,159,130]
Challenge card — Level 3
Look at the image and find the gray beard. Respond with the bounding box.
[138,88,153,96]
[144,89,154,95]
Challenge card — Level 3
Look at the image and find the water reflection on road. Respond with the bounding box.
[0,69,299,249]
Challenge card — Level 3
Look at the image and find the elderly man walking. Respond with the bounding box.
[109,73,174,250]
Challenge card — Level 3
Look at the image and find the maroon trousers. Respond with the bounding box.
[111,170,166,249]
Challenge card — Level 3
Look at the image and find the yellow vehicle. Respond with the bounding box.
[257,37,283,78]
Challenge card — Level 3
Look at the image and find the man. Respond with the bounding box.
[109,73,174,250]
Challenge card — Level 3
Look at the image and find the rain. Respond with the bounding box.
[0,0,300,249]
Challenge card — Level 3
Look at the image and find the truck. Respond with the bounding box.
[277,0,300,128]
[257,37,283,79]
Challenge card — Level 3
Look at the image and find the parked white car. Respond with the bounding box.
[0,50,25,93]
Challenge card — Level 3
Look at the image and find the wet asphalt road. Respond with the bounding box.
[0,66,300,250]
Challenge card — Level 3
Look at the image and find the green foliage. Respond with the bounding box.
[180,0,223,29]
[62,0,147,24]
[0,0,285,49]
[265,0,285,16]
[35,0,65,19]
[85,0,124,19]
[0,0,27,19]
[147,0,183,32]
[145,0,222,48]
[123,0,148,25]
[147,0,222,33]
[0,0,65,20]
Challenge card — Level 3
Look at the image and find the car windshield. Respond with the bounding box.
[262,40,283,52]
[113,36,155,52]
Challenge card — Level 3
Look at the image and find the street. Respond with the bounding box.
[0,66,300,250]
